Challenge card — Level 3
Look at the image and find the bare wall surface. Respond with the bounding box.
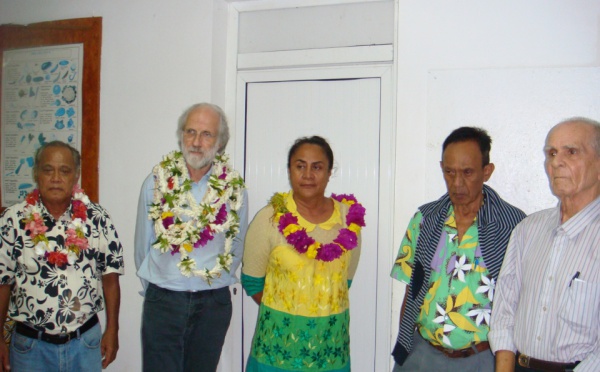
[427,67,600,214]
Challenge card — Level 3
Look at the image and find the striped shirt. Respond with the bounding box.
[489,196,600,372]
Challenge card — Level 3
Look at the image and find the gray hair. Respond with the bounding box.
[34,140,81,175]
[176,103,230,154]
[551,116,600,156]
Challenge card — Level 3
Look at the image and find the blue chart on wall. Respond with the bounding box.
[1,44,83,207]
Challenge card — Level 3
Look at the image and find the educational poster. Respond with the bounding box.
[1,44,83,207]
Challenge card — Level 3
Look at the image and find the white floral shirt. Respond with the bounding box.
[0,200,124,334]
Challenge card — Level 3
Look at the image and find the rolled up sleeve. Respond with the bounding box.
[489,228,522,354]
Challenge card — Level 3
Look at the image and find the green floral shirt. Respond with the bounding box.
[391,207,494,349]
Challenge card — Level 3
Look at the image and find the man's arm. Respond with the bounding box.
[489,228,523,367]
[101,273,120,369]
[568,278,600,371]
[0,210,17,372]
[398,288,409,328]
[495,350,516,372]
[572,320,600,371]
[390,211,422,283]
[134,175,154,290]
[0,284,11,372]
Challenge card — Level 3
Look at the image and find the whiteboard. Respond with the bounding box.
[427,67,600,214]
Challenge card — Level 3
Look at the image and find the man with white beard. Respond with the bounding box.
[134,103,248,372]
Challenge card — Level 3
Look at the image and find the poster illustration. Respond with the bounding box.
[1,44,83,206]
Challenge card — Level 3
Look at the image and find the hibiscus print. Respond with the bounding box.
[25,309,56,332]
[41,266,68,297]
[57,289,81,325]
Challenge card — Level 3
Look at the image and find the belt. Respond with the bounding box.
[150,283,224,296]
[430,341,490,358]
[185,288,220,294]
[15,314,99,345]
[517,352,580,372]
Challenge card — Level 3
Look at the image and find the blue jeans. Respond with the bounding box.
[142,283,232,372]
[10,323,102,372]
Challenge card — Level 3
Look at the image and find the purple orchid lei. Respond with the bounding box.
[273,193,366,262]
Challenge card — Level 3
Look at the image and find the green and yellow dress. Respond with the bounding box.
[242,192,362,372]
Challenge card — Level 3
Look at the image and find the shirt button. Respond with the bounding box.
[543,306,547,312]
[548,276,553,281]
[537,336,541,341]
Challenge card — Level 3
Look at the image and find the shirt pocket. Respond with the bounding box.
[557,279,600,338]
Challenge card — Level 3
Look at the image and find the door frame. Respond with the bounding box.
[231,64,396,372]
[222,2,398,370]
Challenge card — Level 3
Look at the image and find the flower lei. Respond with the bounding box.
[270,192,366,262]
[149,151,245,283]
[23,186,90,268]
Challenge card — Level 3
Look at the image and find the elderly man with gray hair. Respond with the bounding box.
[490,117,600,372]
[135,103,248,372]
[0,141,124,372]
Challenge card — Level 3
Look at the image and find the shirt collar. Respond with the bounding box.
[286,190,342,232]
[557,195,600,238]
[197,164,213,184]
[444,205,477,231]
[38,199,73,223]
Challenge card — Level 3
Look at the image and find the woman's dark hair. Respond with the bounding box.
[287,136,334,171]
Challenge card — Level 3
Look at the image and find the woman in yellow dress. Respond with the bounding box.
[242,136,365,372]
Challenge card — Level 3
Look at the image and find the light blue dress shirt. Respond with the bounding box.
[134,165,248,293]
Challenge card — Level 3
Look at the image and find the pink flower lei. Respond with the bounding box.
[23,186,90,269]
[271,192,366,262]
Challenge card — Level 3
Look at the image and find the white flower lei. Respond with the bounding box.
[149,151,245,284]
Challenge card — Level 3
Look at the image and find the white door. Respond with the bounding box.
[241,77,381,371]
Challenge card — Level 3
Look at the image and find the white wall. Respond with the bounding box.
[1,1,600,371]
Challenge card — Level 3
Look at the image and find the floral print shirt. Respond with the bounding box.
[0,200,124,334]
[391,207,494,349]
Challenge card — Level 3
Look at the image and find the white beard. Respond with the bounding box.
[182,144,218,170]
